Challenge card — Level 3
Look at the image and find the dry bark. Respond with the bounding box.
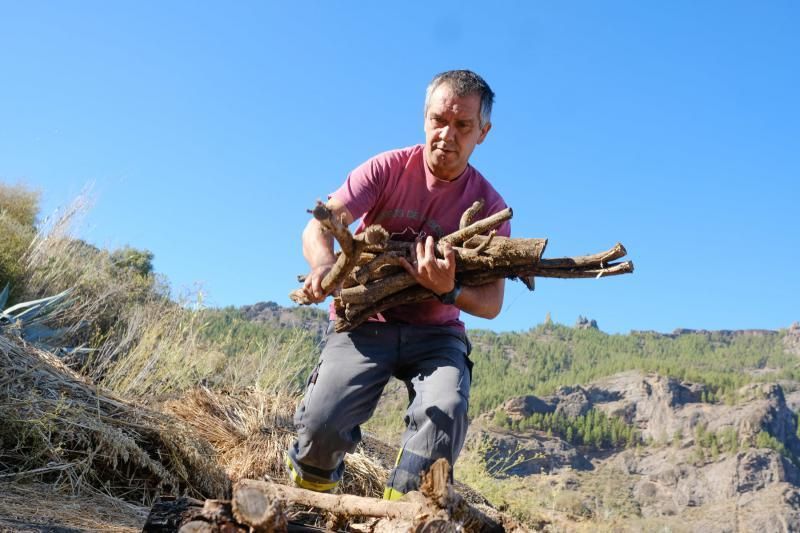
[290,201,633,331]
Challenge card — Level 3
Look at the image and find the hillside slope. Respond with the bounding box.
[462,370,800,530]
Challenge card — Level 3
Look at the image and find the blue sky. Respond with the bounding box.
[1,1,797,334]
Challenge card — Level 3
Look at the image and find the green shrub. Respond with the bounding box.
[0,183,40,302]
[513,408,639,450]
[111,246,154,277]
[755,430,788,457]
[0,183,40,227]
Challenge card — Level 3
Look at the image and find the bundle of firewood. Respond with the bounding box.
[290,200,633,332]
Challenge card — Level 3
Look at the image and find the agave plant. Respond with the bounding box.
[0,282,73,344]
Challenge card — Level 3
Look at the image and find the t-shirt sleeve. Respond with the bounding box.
[330,152,397,221]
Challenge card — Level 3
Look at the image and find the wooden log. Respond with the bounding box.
[456,237,547,272]
[535,260,635,279]
[231,481,289,532]
[418,459,503,533]
[148,460,512,532]
[235,479,419,521]
[340,271,418,306]
[178,521,215,533]
[232,461,503,533]
[459,260,634,287]
[143,496,206,532]
[419,458,453,508]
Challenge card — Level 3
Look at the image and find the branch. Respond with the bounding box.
[353,251,408,285]
[336,286,432,332]
[339,271,418,306]
[440,207,513,247]
[459,260,635,286]
[459,199,485,229]
[289,202,388,305]
[537,242,627,269]
[472,229,496,254]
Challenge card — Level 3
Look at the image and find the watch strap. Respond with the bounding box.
[436,280,462,305]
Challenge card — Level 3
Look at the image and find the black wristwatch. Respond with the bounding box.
[436,280,462,305]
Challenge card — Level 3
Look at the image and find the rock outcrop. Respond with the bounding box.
[470,371,800,531]
[785,322,800,357]
[574,316,598,330]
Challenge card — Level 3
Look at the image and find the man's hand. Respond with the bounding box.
[300,198,354,305]
[401,236,456,296]
[303,263,335,304]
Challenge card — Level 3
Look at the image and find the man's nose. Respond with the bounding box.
[439,125,454,141]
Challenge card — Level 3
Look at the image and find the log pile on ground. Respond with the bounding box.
[143,458,526,532]
[290,200,633,332]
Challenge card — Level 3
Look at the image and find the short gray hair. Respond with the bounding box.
[424,70,495,128]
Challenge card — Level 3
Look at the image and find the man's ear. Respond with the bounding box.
[477,122,492,144]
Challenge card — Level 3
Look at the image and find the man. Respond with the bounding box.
[287,70,510,500]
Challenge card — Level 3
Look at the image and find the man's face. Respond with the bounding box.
[424,83,491,181]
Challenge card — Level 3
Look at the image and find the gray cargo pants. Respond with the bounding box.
[286,321,472,498]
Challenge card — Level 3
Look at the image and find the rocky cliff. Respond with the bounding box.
[468,371,800,531]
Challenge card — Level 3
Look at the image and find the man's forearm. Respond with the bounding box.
[302,218,336,269]
[300,199,355,303]
[454,279,504,319]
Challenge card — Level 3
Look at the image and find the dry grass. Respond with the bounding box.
[165,387,389,498]
[89,297,226,397]
[0,187,398,530]
[0,480,147,532]
[0,333,229,504]
[19,191,166,356]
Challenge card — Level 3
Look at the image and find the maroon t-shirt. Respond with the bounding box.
[330,144,510,329]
